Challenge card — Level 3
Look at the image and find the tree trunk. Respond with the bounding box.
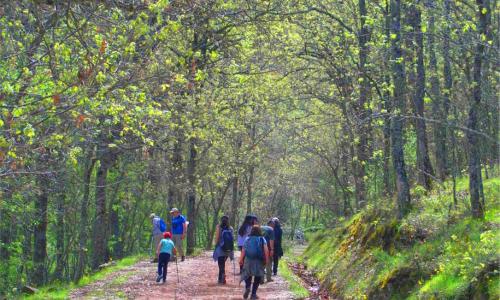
[91,145,114,269]
[382,1,393,195]
[54,192,65,280]
[410,4,434,190]
[428,8,447,182]
[230,176,239,227]
[33,176,49,286]
[440,0,453,180]
[354,0,370,208]
[75,154,95,281]
[467,0,489,219]
[169,121,184,219]
[246,165,254,214]
[0,190,13,262]
[390,0,411,218]
[186,138,197,255]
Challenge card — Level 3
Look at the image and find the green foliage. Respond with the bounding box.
[302,177,500,299]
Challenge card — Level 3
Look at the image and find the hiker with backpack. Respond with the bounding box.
[156,231,177,284]
[237,215,258,273]
[239,225,270,300]
[150,213,167,262]
[271,217,284,276]
[170,208,187,261]
[260,220,275,283]
[212,215,235,284]
[237,215,257,250]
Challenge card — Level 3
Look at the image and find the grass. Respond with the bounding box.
[23,254,145,300]
[279,259,310,299]
[300,175,500,300]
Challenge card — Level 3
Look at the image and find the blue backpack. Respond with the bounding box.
[220,228,234,252]
[159,218,166,232]
[245,236,264,259]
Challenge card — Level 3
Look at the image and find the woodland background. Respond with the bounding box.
[0,0,498,297]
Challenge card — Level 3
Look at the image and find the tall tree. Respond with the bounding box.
[33,175,49,286]
[91,135,116,269]
[409,3,434,190]
[467,0,489,219]
[390,0,411,217]
[354,0,371,207]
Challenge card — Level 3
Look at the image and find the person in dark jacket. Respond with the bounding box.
[212,215,235,284]
[270,217,283,276]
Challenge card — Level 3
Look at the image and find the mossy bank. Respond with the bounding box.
[302,177,500,299]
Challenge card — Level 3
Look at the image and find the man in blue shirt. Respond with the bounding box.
[170,208,187,261]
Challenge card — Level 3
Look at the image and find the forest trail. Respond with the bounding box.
[70,251,295,299]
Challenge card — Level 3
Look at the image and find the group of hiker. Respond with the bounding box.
[150,208,187,283]
[150,210,283,300]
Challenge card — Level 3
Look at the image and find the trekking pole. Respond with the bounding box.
[150,236,153,261]
[175,256,180,284]
[233,258,236,284]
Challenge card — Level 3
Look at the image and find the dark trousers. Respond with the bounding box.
[217,256,228,282]
[158,252,171,281]
[245,276,261,296]
[273,254,280,275]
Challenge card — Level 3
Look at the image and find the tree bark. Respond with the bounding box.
[382,0,393,195]
[354,0,370,208]
[390,0,411,218]
[54,192,65,280]
[467,0,489,219]
[33,175,49,286]
[428,7,448,182]
[409,4,434,190]
[230,176,239,228]
[440,0,453,180]
[91,143,114,269]
[74,153,95,281]
[186,138,197,255]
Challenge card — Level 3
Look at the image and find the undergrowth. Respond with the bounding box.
[279,239,310,298]
[279,259,310,299]
[302,176,500,299]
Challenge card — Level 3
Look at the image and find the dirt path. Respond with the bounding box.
[70,251,295,299]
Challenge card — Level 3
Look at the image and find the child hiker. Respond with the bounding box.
[156,231,177,284]
[239,225,269,300]
[212,215,235,284]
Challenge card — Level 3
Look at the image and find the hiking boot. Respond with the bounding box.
[243,288,251,299]
[162,279,166,284]
[181,256,185,262]
[156,275,161,283]
[250,294,259,300]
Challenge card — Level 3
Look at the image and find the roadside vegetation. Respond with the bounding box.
[302,177,499,299]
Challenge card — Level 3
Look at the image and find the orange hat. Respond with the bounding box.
[163,232,172,239]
